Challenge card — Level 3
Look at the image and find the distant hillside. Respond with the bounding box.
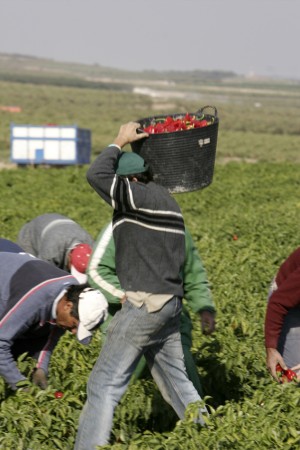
[1,52,299,98]
[0,52,238,91]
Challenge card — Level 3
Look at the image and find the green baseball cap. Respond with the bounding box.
[116,152,149,176]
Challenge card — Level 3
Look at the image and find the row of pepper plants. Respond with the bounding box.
[0,161,299,449]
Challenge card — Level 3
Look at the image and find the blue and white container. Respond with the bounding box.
[10,124,91,165]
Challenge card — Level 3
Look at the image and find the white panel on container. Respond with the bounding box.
[29,127,44,138]
[61,128,76,138]
[61,141,76,160]
[12,127,28,137]
[45,127,60,138]
[28,148,37,160]
[12,140,28,158]
[44,141,60,160]
[29,140,44,152]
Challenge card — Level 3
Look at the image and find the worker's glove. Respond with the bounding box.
[200,310,216,335]
[31,368,48,389]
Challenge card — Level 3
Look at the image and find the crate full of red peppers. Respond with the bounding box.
[142,113,213,134]
[131,106,219,193]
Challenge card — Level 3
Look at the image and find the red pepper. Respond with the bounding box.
[164,116,174,125]
[142,114,211,134]
[54,390,64,398]
[154,123,165,134]
[276,364,297,383]
[144,125,155,134]
[286,369,297,381]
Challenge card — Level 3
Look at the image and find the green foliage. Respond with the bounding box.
[0,62,300,164]
[0,69,300,448]
[0,162,300,448]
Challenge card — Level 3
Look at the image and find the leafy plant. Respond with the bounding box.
[0,75,300,448]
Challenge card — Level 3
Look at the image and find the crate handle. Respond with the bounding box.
[196,105,218,118]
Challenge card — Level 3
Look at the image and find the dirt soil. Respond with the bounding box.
[0,161,17,170]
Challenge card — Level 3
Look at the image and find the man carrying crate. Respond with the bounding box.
[75,122,209,449]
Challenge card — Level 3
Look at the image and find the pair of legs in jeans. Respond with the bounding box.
[75,296,207,450]
[103,304,204,396]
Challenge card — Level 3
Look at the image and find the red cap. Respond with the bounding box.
[70,244,92,283]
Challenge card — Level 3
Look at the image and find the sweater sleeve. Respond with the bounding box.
[0,305,41,388]
[276,247,300,286]
[265,267,300,348]
[87,223,124,304]
[86,146,148,213]
[86,146,121,208]
[182,228,216,314]
[35,327,65,374]
[0,341,26,388]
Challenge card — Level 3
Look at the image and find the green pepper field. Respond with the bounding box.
[0,69,300,449]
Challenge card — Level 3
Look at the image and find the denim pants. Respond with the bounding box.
[278,307,300,369]
[74,296,206,450]
[100,304,203,396]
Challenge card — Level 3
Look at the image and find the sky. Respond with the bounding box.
[0,0,299,80]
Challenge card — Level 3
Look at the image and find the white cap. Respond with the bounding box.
[77,288,109,345]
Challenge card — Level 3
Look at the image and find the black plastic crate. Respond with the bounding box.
[130,106,219,193]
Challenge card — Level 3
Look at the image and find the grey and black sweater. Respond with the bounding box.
[17,213,94,271]
[87,145,185,297]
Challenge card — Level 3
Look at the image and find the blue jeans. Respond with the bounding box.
[278,306,300,369]
[74,296,206,449]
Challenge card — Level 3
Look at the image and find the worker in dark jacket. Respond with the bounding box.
[0,251,108,390]
[17,213,94,283]
[75,121,207,449]
[87,221,216,394]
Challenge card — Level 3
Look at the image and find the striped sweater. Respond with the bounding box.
[87,146,185,297]
[87,222,215,315]
[0,252,77,388]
